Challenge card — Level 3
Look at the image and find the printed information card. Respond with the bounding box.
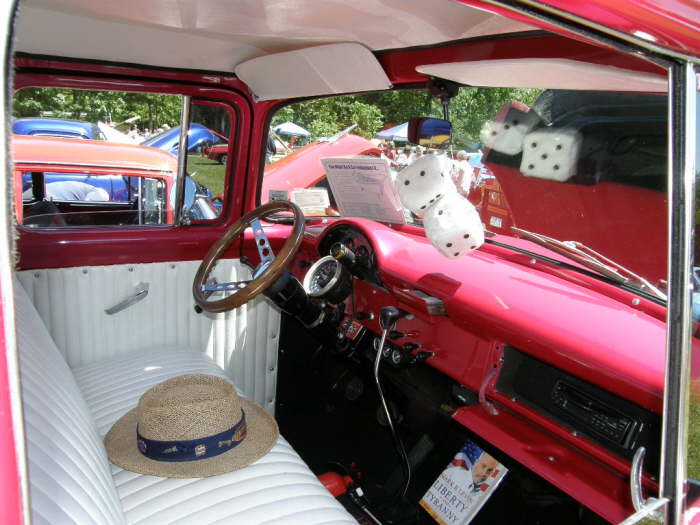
[321,156,405,224]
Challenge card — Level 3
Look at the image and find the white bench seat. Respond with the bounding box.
[16,280,357,525]
[74,349,356,525]
[73,347,230,436]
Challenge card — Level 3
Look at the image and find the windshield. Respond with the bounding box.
[263,87,668,294]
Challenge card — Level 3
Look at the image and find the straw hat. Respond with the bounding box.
[105,374,278,478]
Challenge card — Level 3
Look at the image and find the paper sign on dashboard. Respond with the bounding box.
[321,156,406,224]
[290,188,330,215]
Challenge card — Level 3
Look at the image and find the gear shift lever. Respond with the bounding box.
[374,306,411,500]
[379,306,404,332]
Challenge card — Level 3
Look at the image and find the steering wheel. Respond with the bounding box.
[193,201,304,313]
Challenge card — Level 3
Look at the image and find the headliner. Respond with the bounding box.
[14,0,536,72]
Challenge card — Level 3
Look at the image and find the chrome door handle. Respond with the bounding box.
[620,447,667,524]
[105,282,149,315]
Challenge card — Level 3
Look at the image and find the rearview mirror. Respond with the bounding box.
[408,117,452,148]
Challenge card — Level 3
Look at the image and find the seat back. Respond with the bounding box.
[17,259,282,414]
[14,279,125,525]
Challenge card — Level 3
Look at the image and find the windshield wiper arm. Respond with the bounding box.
[511,227,667,301]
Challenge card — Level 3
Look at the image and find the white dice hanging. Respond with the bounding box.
[423,192,485,259]
[519,128,582,182]
[480,105,542,156]
[395,155,453,216]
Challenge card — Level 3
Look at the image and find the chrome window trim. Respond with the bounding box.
[659,61,697,524]
[173,95,191,226]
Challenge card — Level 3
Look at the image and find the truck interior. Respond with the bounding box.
[2,1,699,524]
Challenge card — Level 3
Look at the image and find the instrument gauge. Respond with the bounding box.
[303,255,352,303]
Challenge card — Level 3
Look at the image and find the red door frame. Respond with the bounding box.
[13,69,256,270]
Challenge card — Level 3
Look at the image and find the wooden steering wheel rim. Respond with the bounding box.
[192,201,304,313]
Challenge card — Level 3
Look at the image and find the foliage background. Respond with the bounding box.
[13,88,182,132]
[14,87,541,146]
[273,88,541,145]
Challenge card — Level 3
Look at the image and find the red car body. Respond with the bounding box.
[261,133,380,203]
[2,1,700,525]
[13,135,178,225]
[203,142,228,163]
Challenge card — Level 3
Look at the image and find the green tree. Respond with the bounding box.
[15,85,542,147]
[271,87,542,146]
[449,87,542,145]
[357,90,439,126]
[12,88,181,132]
[272,96,383,139]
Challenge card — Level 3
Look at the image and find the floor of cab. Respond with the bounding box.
[275,316,608,525]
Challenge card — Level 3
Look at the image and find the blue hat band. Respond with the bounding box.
[136,409,247,462]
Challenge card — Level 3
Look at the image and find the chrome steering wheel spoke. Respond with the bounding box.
[201,280,251,295]
[251,219,275,267]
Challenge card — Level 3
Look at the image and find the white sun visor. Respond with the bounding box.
[235,43,392,101]
[416,59,667,93]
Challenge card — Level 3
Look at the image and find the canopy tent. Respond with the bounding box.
[273,121,311,137]
[375,122,408,141]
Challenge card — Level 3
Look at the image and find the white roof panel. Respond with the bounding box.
[15,0,536,71]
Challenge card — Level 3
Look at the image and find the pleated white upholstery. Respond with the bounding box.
[17,259,281,413]
[73,348,357,525]
[15,275,356,525]
[15,280,126,525]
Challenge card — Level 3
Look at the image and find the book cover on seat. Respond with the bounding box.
[420,440,508,525]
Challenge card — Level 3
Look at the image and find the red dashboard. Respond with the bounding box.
[284,216,673,523]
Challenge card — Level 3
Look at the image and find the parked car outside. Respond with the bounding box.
[12,117,105,140]
[141,122,224,155]
[13,135,218,227]
[202,142,228,164]
[261,131,380,210]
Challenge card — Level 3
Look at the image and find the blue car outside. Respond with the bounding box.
[21,172,138,202]
[22,171,215,213]
[13,118,103,140]
[140,123,221,155]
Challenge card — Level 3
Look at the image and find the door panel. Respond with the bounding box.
[17,259,281,413]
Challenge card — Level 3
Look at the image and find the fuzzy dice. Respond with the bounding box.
[395,154,484,259]
[480,104,542,156]
[519,128,582,182]
[395,155,453,217]
[423,192,484,259]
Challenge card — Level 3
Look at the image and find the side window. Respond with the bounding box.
[21,171,168,227]
[184,102,232,220]
[12,88,233,227]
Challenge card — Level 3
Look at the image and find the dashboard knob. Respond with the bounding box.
[390,349,404,366]
[331,242,356,265]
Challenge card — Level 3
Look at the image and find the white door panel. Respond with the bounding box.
[17,259,281,412]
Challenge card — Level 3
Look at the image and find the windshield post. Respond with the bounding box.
[174,95,191,226]
[659,61,697,524]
